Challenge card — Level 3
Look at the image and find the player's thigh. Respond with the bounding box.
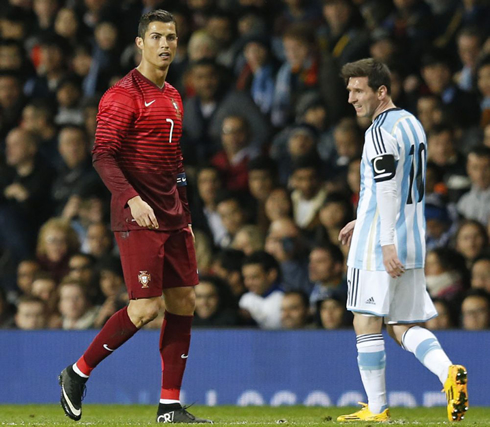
[387,269,437,324]
[346,267,393,316]
[115,230,166,299]
[162,227,199,288]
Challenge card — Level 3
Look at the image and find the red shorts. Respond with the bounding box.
[114,228,199,299]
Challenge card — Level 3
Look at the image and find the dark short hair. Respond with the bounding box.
[283,290,309,308]
[312,243,345,266]
[468,145,490,160]
[138,9,176,39]
[341,58,392,95]
[242,251,280,275]
[215,249,245,273]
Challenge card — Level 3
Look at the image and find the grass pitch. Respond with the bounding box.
[0,405,488,426]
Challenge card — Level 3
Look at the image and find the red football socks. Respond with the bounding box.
[159,311,193,400]
[76,306,139,376]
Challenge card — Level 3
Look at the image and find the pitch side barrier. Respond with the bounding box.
[0,330,487,405]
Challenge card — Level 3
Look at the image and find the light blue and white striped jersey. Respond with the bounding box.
[347,108,427,271]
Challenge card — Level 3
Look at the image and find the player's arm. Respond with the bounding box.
[369,129,404,278]
[174,95,193,231]
[92,88,158,229]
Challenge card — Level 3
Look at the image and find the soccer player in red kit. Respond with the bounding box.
[58,10,212,424]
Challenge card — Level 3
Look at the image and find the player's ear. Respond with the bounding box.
[135,36,144,50]
[377,85,388,99]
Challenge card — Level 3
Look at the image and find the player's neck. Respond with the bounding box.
[372,99,396,122]
[136,63,168,89]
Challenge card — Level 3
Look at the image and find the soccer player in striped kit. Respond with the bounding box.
[58,10,211,424]
[337,59,468,423]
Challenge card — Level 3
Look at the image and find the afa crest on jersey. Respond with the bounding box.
[171,98,181,119]
[138,271,151,288]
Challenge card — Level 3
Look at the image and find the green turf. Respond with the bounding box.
[0,405,487,426]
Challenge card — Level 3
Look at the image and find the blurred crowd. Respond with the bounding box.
[1,0,490,332]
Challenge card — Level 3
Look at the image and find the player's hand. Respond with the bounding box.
[128,196,159,229]
[188,224,195,243]
[338,220,356,246]
[382,244,405,278]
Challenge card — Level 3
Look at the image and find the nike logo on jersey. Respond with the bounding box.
[144,100,156,107]
[181,354,189,359]
[103,344,114,352]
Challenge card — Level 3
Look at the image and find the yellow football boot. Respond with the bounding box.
[444,365,469,422]
[337,402,390,423]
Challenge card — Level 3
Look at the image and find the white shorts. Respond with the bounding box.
[346,267,437,324]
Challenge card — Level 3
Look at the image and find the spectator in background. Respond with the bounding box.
[67,253,98,302]
[54,75,84,126]
[427,124,470,203]
[240,250,284,329]
[461,289,490,330]
[0,127,55,258]
[315,193,354,246]
[272,123,320,184]
[272,23,319,127]
[212,249,246,304]
[52,125,98,214]
[264,187,293,224]
[455,26,484,92]
[24,34,68,100]
[247,156,278,232]
[31,272,59,327]
[416,93,443,134]
[193,276,240,327]
[0,287,15,328]
[265,217,312,293]
[194,229,214,275]
[211,115,259,192]
[471,256,490,293]
[0,71,25,138]
[280,290,312,329]
[232,225,265,256]
[290,156,328,232]
[205,9,237,68]
[235,34,276,116]
[317,0,369,66]
[84,222,113,259]
[32,0,59,35]
[455,219,489,268]
[20,100,59,165]
[477,55,490,128]
[182,59,269,163]
[426,298,454,331]
[425,201,455,251]
[54,7,86,49]
[191,166,226,247]
[15,259,40,298]
[346,157,361,210]
[316,294,350,330]
[36,217,79,283]
[14,296,47,330]
[457,146,490,225]
[58,278,98,330]
[308,244,347,309]
[93,256,127,328]
[418,48,480,129]
[216,191,249,248]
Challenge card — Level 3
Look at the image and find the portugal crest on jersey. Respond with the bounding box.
[138,271,151,288]
[171,98,181,119]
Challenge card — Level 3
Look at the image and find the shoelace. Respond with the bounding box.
[181,404,196,420]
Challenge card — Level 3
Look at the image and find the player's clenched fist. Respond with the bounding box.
[128,196,159,229]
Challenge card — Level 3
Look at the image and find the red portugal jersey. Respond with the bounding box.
[93,69,191,231]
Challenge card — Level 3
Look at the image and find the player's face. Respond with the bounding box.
[346,77,380,120]
[137,21,177,70]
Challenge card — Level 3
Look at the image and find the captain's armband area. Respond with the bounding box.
[371,154,396,182]
[176,172,187,187]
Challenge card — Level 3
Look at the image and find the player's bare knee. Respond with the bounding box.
[128,298,161,327]
[163,287,196,315]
